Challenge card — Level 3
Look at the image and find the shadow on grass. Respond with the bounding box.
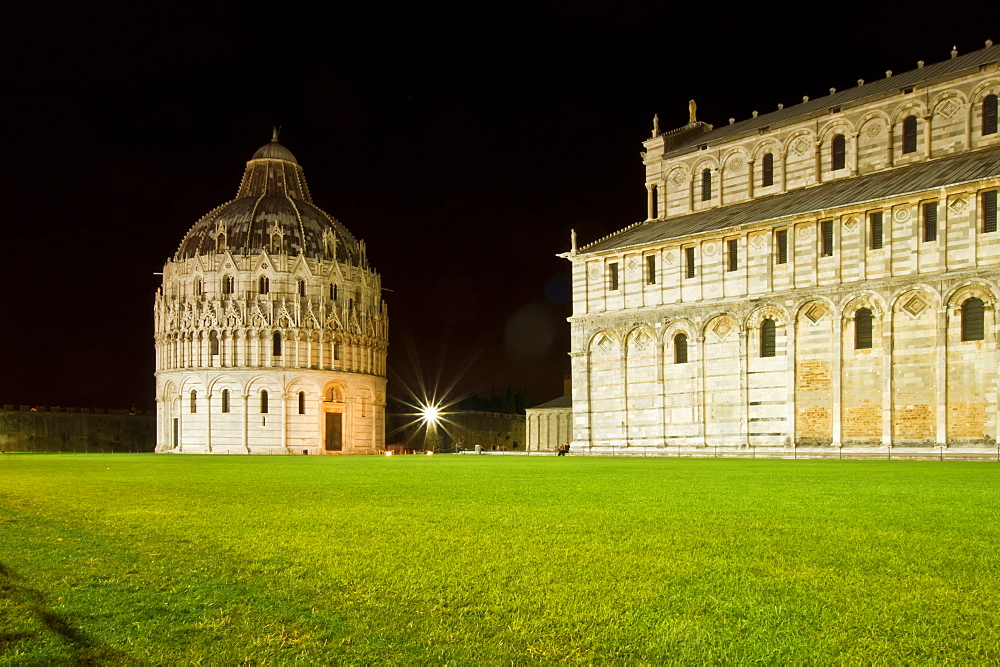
[0,561,134,665]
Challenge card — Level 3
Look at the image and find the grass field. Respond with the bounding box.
[2,454,999,664]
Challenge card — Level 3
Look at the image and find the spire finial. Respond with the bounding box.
[271,126,280,142]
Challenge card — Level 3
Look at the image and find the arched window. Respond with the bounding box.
[674,333,688,364]
[194,279,203,296]
[902,115,918,154]
[760,319,776,357]
[298,279,306,297]
[209,330,219,356]
[762,152,774,187]
[221,389,230,414]
[329,284,338,301]
[260,390,269,414]
[190,390,197,413]
[650,184,658,218]
[984,94,998,136]
[216,233,227,252]
[831,134,846,170]
[855,308,873,349]
[222,275,235,295]
[701,168,712,201]
[298,391,306,415]
[334,343,342,361]
[258,276,269,294]
[270,233,281,255]
[962,297,985,341]
[272,332,282,357]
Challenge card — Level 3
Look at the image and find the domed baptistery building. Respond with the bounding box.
[154,134,388,454]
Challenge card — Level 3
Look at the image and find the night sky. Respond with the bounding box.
[1,1,994,411]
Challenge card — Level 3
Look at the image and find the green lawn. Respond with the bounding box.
[1,454,998,664]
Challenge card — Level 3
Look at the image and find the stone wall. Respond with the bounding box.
[0,406,156,452]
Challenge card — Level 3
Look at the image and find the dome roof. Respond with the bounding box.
[173,137,358,263]
[251,140,298,163]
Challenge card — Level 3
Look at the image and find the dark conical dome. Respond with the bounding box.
[173,137,357,263]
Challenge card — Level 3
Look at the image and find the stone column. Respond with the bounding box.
[738,329,749,446]
[574,350,592,448]
[850,133,860,175]
[924,115,933,158]
[785,318,797,446]
[176,398,183,452]
[646,183,654,220]
[281,393,289,453]
[779,151,788,193]
[964,102,972,150]
[887,123,895,167]
[242,393,250,453]
[882,308,894,447]
[206,392,213,453]
[621,342,630,448]
[696,334,707,447]
[832,309,843,448]
[746,159,755,199]
[814,140,823,184]
[717,168,724,206]
[936,307,948,446]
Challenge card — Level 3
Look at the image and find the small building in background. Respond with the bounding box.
[525,376,572,452]
[525,395,572,453]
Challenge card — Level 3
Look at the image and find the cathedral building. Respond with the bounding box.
[566,42,1000,452]
[154,135,388,454]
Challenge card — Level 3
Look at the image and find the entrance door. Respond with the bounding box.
[325,412,343,451]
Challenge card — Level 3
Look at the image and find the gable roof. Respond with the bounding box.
[581,146,1000,255]
[528,395,572,410]
[660,43,1000,159]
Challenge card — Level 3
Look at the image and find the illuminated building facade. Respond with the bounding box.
[567,42,1000,452]
[154,135,387,454]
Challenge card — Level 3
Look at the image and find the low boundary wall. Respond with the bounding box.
[0,405,156,453]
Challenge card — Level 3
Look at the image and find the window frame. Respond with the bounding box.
[727,238,738,272]
[684,247,696,279]
[870,211,884,250]
[190,390,197,414]
[761,153,774,187]
[922,201,938,242]
[760,319,776,357]
[674,333,688,364]
[272,331,282,357]
[701,168,712,202]
[645,254,656,285]
[962,297,986,341]
[855,308,874,349]
[983,190,998,233]
[776,229,789,265]
[831,134,846,171]
[260,390,269,414]
[984,94,998,136]
[608,262,620,291]
[902,115,918,154]
[820,220,834,257]
[221,388,230,414]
